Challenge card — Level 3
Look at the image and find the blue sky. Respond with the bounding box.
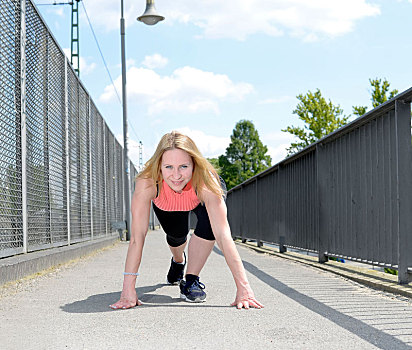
[35,0,412,167]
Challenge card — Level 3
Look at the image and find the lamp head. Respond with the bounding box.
[137,0,164,25]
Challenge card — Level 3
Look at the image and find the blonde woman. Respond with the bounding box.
[110,131,263,310]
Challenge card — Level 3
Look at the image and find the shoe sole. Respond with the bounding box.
[180,293,206,303]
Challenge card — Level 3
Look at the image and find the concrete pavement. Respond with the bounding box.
[1,229,412,349]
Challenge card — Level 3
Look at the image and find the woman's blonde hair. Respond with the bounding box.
[138,131,223,200]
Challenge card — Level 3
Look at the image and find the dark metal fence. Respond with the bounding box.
[227,88,412,284]
[0,0,141,258]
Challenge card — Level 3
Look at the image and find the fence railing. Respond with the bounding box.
[227,87,412,284]
[0,0,140,258]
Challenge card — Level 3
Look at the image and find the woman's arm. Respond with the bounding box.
[204,191,264,309]
[110,178,155,310]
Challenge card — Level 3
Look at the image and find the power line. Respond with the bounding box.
[36,0,142,142]
[81,1,121,104]
[81,2,142,142]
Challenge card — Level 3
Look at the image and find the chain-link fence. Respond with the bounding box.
[0,0,138,258]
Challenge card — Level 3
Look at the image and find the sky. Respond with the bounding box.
[34,0,412,168]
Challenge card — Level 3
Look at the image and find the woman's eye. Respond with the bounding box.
[180,165,188,169]
[165,165,172,169]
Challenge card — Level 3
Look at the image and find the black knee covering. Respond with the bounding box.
[166,234,188,247]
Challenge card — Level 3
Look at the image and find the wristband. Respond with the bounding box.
[123,272,139,276]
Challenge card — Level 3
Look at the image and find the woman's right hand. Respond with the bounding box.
[109,289,141,310]
[110,179,155,311]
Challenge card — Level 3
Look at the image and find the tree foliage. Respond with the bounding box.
[282,89,349,155]
[352,78,398,117]
[218,120,272,189]
[207,157,220,174]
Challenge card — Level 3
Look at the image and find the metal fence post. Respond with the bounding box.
[278,165,286,253]
[88,97,94,240]
[44,35,52,246]
[64,60,71,245]
[103,126,108,236]
[256,178,263,247]
[20,0,28,254]
[241,186,247,243]
[316,144,329,263]
[395,99,412,284]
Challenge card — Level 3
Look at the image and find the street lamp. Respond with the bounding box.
[121,0,164,240]
[138,0,165,25]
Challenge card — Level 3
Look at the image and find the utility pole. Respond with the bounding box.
[36,1,81,76]
[70,0,80,76]
[121,0,164,240]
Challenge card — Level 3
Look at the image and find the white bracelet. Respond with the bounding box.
[123,272,139,276]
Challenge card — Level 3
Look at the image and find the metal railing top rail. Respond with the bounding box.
[229,86,412,192]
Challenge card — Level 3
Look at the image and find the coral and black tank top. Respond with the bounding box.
[152,180,200,212]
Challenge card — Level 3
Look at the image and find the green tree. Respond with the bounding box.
[218,120,272,189]
[207,157,220,174]
[283,89,349,155]
[352,78,398,117]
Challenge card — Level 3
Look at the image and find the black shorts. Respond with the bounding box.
[152,202,215,247]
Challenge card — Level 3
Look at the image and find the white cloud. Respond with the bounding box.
[116,134,142,169]
[261,131,296,164]
[126,59,136,69]
[78,0,380,41]
[142,54,169,69]
[164,0,380,41]
[267,144,290,164]
[123,128,229,164]
[63,48,96,76]
[176,127,230,158]
[100,64,254,115]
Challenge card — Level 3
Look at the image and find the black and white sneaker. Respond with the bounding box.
[166,252,186,285]
[179,277,206,303]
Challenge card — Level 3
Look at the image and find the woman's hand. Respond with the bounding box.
[231,284,264,310]
[109,178,155,311]
[109,289,141,310]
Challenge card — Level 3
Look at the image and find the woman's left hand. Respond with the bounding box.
[231,284,264,309]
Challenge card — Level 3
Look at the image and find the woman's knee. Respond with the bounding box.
[193,230,215,241]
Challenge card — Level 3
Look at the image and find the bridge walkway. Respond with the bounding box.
[0,229,411,349]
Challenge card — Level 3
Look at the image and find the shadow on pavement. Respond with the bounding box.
[61,282,230,313]
[61,283,168,313]
[212,246,412,350]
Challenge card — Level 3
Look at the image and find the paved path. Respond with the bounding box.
[1,229,412,350]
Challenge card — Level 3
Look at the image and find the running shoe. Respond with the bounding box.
[179,277,206,303]
[166,252,186,285]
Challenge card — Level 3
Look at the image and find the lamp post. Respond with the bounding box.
[121,0,164,241]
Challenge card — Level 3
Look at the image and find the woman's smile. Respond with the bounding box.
[161,148,194,193]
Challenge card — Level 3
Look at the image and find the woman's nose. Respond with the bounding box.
[173,168,181,178]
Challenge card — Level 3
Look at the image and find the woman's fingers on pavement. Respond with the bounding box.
[249,299,264,309]
[231,297,264,309]
[109,299,139,310]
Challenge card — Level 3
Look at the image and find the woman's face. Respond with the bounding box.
[161,148,194,193]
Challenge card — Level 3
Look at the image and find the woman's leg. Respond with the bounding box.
[186,234,215,275]
[153,204,189,263]
[168,241,187,263]
[166,238,188,284]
